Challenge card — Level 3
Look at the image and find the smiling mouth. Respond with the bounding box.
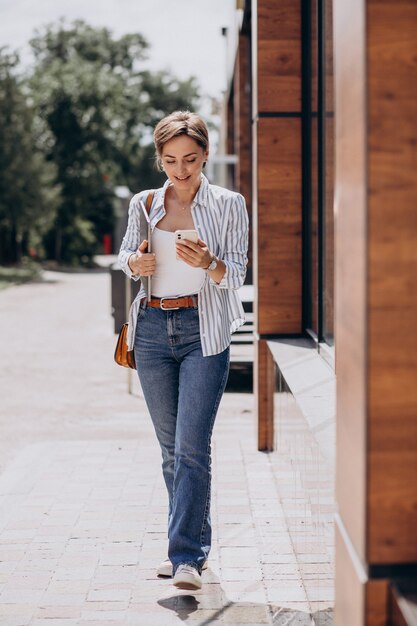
[175,175,191,181]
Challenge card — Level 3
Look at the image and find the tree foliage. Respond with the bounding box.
[1,20,200,265]
[0,49,59,263]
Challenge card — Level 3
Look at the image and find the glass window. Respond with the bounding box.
[306,0,334,349]
[310,0,319,338]
[322,0,334,346]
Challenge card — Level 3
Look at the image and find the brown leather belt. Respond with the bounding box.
[146,295,198,310]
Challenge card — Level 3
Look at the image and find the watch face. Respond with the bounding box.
[209,258,217,271]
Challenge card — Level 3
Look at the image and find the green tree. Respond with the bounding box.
[29,20,200,264]
[0,49,59,264]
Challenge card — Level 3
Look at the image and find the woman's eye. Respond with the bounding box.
[186,159,196,163]
[166,160,175,164]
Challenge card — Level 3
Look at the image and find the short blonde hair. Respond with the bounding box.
[153,111,209,170]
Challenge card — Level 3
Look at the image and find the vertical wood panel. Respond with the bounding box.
[235,34,252,204]
[366,580,389,626]
[257,0,301,112]
[367,0,417,565]
[333,0,367,571]
[334,0,417,620]
[256,118,302,334]
[334,529,389,626]
[255,340,275,451]
[334,524,365,626]
[234,33,253,279]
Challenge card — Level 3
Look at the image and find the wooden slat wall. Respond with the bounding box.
[334,525,365,626]
[333,0,368,568]
[253,0,302,337]
[252,0,303,448]
[333,0,373,621]
[234,33,253,279]
[234,33,252,206]
[256,117,302,333]
[367,0,417,566]
[334,0,417,622]
[255,340,275,451]
[256,0,301,113]
[365,580,389,626]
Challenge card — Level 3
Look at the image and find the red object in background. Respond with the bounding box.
[103,234,112,255]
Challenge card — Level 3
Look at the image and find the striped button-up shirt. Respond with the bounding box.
[118,173,249,357]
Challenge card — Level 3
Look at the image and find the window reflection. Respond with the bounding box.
[275,367,335,620]
[307,0,334,349]
[323,0,334,346]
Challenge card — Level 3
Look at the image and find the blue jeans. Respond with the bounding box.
[134,302,230,575]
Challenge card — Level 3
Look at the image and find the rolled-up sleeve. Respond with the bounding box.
[118,194,141,281]
[210,193,249,290]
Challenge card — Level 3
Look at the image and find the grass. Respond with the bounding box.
[0,262,42,290]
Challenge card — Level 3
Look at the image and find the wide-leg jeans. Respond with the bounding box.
[134,302,230,575]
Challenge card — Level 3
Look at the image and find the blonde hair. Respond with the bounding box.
[153,111,209,170]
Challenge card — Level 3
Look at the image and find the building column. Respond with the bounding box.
[251,0,303,449]
[334,0,417,623]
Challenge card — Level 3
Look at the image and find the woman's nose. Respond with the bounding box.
[176,165,187,176]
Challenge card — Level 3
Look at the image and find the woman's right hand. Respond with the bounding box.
[128,240,156,276]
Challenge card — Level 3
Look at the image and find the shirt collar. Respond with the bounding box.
[153,173,209,213]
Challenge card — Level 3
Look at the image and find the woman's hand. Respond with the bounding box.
[128,240,156,276]
[176,238,212,269]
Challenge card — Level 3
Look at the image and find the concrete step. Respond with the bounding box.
[231,336,254,345]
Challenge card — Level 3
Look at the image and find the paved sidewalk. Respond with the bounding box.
[0,270,334,625]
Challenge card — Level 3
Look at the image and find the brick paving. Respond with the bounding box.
[0,269,334,625]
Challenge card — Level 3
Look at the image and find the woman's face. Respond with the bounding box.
[160,135,208,191]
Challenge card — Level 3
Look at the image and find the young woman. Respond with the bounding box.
[118,110,249,590]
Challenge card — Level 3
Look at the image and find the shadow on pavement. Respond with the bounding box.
[157,591,333,625]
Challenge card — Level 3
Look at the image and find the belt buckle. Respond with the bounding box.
[160,297,179,311]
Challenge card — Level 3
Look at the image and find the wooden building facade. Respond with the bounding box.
[226,0,417,623]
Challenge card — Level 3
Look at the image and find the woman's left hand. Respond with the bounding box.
[176,238,212,269]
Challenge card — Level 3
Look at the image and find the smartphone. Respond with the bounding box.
[175,229,199,260]
[175,229,199,243]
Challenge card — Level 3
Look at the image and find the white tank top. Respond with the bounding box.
[151,227,206,298]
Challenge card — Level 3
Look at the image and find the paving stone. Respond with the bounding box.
[80,609,128,620]
[3,574,52,591]
[0,589,45,603]
[272,608,312,625]
[0,604,35,618]
[46,580,90,594]
[221,567,263,581]
[51,567,97,581]
[30,617,79,626]
[0,271,335,623]
[220,546,260,567]
[87,588,131,601]
[38,593,87,606]
[84,600,131,610]
[34,606,81,618]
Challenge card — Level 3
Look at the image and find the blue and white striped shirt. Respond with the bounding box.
[118,173,249,357]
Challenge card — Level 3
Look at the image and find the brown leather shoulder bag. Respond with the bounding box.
[114,190,154,369]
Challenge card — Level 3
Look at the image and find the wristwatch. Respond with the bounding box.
[205,256,218,272]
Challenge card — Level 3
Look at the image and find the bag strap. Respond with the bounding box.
[145,190,155,215]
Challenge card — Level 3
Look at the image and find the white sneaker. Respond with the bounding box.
[156,559,173,577]
[173,564,202,590]
[157,559,208,578]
